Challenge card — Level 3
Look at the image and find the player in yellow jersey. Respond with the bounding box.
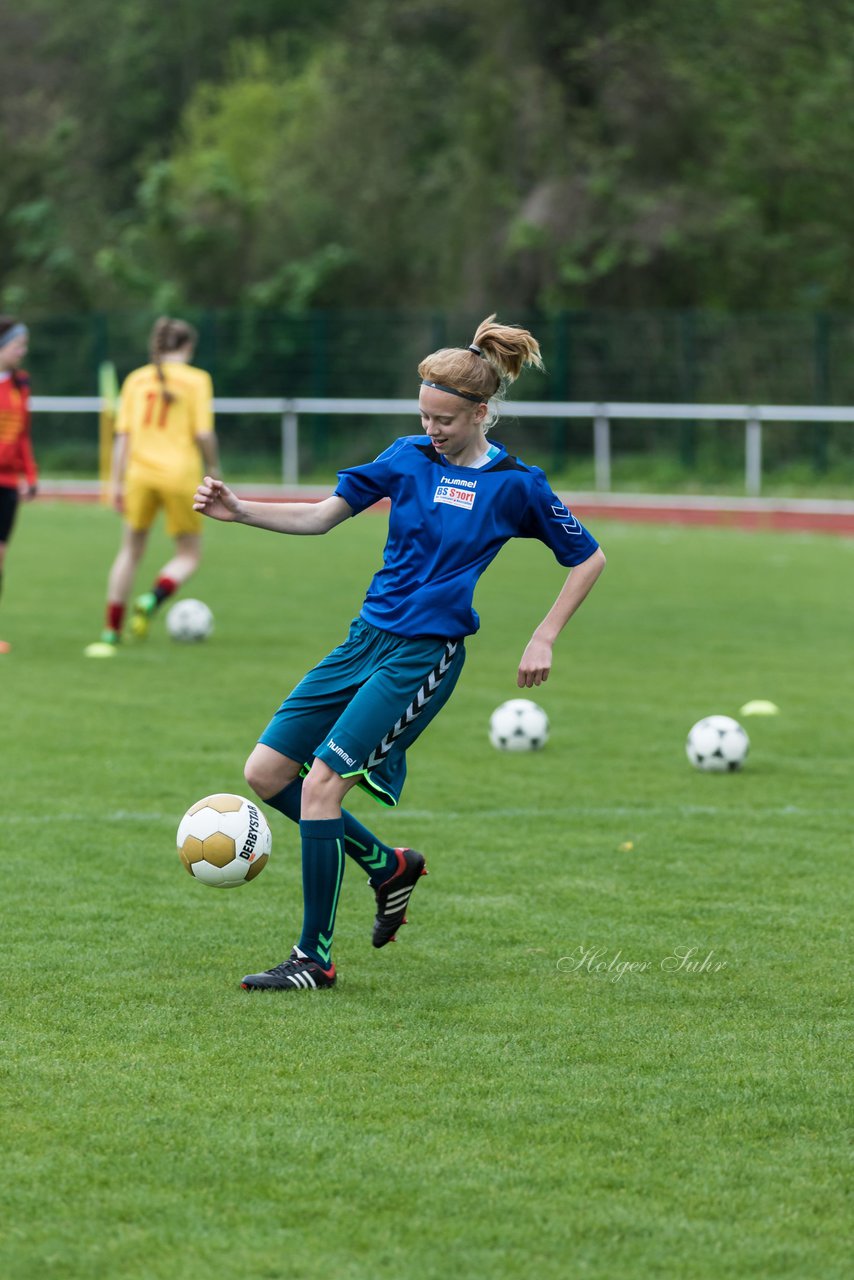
[85,317,220,657]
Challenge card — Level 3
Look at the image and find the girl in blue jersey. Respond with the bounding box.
[194,315,606,992]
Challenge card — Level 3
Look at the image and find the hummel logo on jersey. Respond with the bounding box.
[328,739,357,767]
[434,484,476,509]
[551,501,583,536]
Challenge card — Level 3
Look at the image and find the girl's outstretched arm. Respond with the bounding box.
[194,476,353,535]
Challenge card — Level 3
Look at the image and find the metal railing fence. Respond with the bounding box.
[30,396,854,495]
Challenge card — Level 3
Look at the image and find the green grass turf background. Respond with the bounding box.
[1,502,851,1279]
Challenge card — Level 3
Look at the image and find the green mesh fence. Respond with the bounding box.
[25,308,854,488]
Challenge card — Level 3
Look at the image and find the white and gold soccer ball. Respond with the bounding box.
[166,598,214,642]
[489,698,550,751]
[686,715,750,772]
[177,793,271,887]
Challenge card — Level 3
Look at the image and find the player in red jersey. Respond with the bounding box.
[0,317,38,654]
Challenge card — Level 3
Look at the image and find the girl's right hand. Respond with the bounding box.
[193,476,245,522]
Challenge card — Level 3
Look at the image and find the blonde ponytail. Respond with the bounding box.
[417,315,544,422]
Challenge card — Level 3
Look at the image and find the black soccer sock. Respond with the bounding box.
[266,779,398,886]
[298,818,345,968]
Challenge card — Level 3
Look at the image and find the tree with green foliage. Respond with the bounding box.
[3,0,854,315]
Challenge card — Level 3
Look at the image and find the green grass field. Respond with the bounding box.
[1,502,851,1280]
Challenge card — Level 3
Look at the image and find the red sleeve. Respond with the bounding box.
[18,375,37,487]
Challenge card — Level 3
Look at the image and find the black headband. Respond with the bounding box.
[420,379,485,404]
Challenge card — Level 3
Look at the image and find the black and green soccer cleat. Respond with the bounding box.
[372,848,427,948]
[241,948,337,991]
[130,591,157,638]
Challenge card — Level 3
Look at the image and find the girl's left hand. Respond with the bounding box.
[517,636,553,688]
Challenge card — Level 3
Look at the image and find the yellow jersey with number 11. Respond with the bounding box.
[116,362,213,488]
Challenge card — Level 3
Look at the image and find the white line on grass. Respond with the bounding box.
[400,803,834,819]
[8,802,849,825]
[5,812,173,824]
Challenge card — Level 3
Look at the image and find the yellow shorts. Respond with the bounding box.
[124,478,202,537]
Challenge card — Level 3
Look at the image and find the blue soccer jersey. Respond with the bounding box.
[334,436,599,638]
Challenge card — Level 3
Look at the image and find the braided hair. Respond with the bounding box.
[149,317,197,404]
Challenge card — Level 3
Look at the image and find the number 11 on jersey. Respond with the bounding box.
[143,391,170,428]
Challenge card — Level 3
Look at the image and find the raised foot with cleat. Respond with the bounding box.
[241,947,337,992]
[372,847,427,948]
[130,592,157,638]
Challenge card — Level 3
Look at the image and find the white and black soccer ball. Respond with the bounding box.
[166,598,214,643]
[177,793,272,887]
[686,715,750,772]
[489,698,550,752]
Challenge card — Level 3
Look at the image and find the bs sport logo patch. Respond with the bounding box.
[434,482,476,510]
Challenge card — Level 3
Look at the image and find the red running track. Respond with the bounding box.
[36,483,854,536]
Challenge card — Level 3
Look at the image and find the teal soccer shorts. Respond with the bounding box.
[258,617,466,806]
